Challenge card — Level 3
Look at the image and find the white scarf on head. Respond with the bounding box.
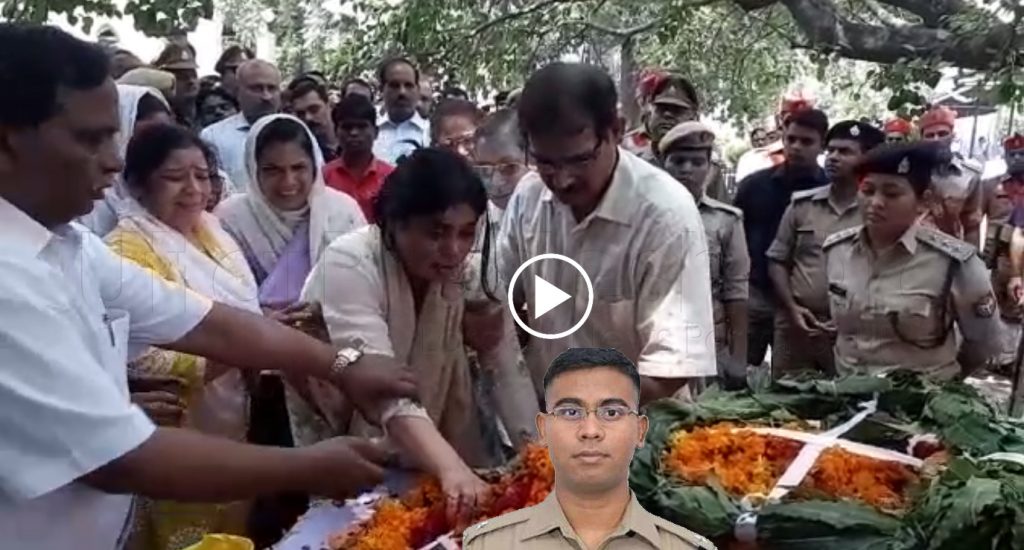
[215,113,366,277]
[79,85,170,236]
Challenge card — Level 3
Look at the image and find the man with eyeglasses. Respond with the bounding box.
[464,348,715,549]
[497,62,716,404]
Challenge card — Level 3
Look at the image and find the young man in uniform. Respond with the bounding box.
[918,105,984,247]
[658,121,749,385]
[733,108,829,368]
[500,62,716,404]
[464,348,714,549]
[766,121,884,377]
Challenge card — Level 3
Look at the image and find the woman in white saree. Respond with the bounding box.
[302,148,540,521]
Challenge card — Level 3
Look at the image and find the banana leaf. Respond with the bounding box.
[895,457,1024,550]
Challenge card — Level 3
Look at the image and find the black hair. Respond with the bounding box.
[441,86,469,100]
[785,108,829,141]
[136,93,171,124]
[0,23,111,128]
[342,77,374,97]
[377,56,420,86]
[196,86,238,111]
[649,73,700,109]
[474,108,525,154]
[287,77,329,103]
[215,45,255,74]
[518,62,618,141]
[373,148,495,299]
[124,123,214,195]
[542,348,641,400]
[254,117,316,165]
[331,93,377,127]
[429,98,483,143]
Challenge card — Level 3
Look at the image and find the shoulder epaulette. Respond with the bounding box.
[701,196,742,218]
[462,506,532,544]
[823,225,861,249]
[790,184,830,204]
[916,226,976,262]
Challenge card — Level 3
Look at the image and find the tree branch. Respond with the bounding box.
[759,0,1018,71]
[470,0,581,37]
[874,0,970,27]
[583,19,660,39]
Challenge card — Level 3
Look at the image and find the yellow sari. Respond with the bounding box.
[107,216,256,550]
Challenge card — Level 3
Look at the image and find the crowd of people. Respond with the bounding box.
[2,20,1024,550]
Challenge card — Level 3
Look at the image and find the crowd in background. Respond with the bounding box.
[4,22,1024,550]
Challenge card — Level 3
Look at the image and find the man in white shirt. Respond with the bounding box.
[201,59,282,192]
[499,63,716,404]
[373,57,430,164]
[0,24,417,549]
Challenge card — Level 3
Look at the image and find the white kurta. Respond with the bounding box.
[0,198,212,550]
[498,149,717,385]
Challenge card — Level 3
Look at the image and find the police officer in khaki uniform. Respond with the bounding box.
[766,121,884,378]
[464,348,715,549]
[983,134,1024,371]
[918,106,984,246]
[658,121,749,382]
[824,142,1001,380]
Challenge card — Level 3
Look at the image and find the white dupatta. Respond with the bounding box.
[215,114,365,279]
[117,199,259,439]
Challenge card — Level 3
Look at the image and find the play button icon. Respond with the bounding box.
[507,253,594,340]
[533,275,571,319]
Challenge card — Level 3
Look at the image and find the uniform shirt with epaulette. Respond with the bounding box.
[766,184,861,316]
[623,129,729,201]
[463,491,716,550]
[823,222,1001,380]
[923,154,984,243]
[698,195,749,351]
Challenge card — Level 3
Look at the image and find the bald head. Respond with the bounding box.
[236,59,281,123]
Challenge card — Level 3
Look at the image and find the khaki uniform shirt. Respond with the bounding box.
[824,223,1001,379]
[982,174,1024,320]
[923,154,983,244]
[699,195,749,350]
[463,491,716,550]
[766,185,861,316]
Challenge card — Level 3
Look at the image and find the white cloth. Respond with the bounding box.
[215,114,366,280]
[78,85,170,237]
[0,197,212,549]
[201,112,252,193]
[373,112,430,165]
[735,140,784,183]
[498,149,717,384]
[113,201,260,439]
[302,226,538,460]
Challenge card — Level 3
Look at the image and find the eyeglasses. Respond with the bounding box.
[529,140,603,175]
[547,404,638,423]
[475,162,524,179]
[438,132,476,152]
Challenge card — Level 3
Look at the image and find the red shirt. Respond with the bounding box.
[323,157,394,222]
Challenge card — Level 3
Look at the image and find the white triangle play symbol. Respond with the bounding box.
[533,274,572,319]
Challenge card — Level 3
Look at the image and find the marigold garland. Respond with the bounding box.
[332,445,555,550]
[662,424,918,510]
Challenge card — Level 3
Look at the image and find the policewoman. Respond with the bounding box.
[823,142,1001,380]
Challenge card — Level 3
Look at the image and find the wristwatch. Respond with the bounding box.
[329,345,364,383]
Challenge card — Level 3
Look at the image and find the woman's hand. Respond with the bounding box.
[439,465,490,532]
[337,356,419,422]
[268,302,330,342]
